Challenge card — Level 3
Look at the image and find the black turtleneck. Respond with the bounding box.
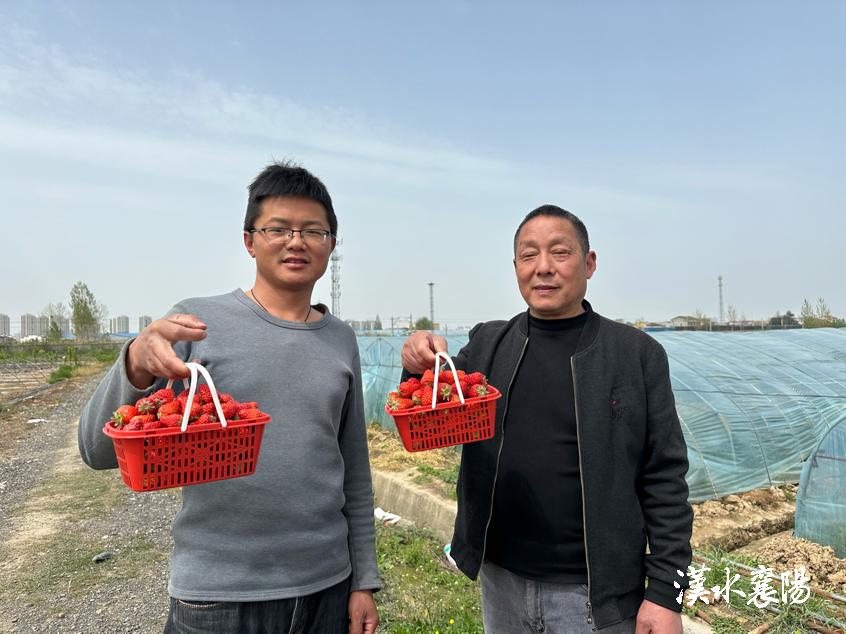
[484,309,588,583]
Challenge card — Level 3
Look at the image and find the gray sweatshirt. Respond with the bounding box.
[78,290,381,600]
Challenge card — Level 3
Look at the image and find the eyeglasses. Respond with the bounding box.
[250,227,335,246]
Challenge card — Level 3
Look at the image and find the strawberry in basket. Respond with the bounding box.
[386,352,501,452]
[385,366,491,411]
[106,384,267,432]
[102,362,272,492]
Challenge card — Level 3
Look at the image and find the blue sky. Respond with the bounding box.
[1,1,844,332]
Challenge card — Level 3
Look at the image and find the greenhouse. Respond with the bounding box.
[794,418,846,557]
[358,327,846,503]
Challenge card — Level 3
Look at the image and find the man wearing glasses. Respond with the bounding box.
[79,162,380,633]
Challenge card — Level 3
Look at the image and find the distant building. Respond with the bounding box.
[669,315,711,330]
[139,315,152,331]
[109,315,130,334]
[20,313,46,338]
[0,313,9,337]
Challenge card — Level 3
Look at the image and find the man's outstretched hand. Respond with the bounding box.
[401,331,448,374]
[126,314,207,389]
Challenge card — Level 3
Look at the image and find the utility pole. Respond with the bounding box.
[718,275,724,325]
[331,250,341,319]
[428,282,434,327]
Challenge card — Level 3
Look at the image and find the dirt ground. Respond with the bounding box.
[737,532,846,596]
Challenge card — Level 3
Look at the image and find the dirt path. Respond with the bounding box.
[0,372,179,633]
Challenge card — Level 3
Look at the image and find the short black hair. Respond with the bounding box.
[244,161,337,236]
[513,205,589,255]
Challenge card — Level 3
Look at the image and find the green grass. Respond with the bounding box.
[47,364,74,383]
[375,523,483,633]
[708,614,748,634]
[414,464,459,500]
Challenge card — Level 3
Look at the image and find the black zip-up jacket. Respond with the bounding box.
[445,301,692,630]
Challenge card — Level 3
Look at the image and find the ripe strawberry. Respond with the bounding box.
[386,391,400,409]
[135,397,157,415]
[197,384,213,403]
[449,393,461,403]
[157,400,182,419]
[439,372,455,385]
[421,370,435,386]
[186,400,203,421]
[151,388,176,407]
[238,401,259,410]
[397,381,417,398]
[394,398,415,411]
[124,420,144,431]
[437,383,453,403]
[455,370,467,381]
[201,402,217,415]
[220,402,239,421]
[142,419,164,431]
[238,408,263,420]
[466,372,487,386]
[412,385,434,407]
[129,414,157,426]
[193,413,214,426]
[159,414,183,428]
[457,380,470,398]
[467,384,489,398]
[112,405,138,427]
[218,392,234,403]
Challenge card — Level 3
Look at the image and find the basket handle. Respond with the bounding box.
[173,362,228,432]
[432,351,466,409]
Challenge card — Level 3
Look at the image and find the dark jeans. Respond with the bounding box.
[164,576,351,634]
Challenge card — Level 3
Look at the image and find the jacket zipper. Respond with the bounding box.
[571,355,594,629]
[479,334,529,563]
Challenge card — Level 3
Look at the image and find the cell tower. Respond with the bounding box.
[428,282,434,326]
[718,275,724,324]
[331,250,341,318]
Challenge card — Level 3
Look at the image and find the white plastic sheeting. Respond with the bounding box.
[358,328,846,502]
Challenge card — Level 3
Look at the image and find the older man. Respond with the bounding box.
[402,205,692,633]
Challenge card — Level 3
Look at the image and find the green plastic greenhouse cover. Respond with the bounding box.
[358,328,846,503]
[795,419,846,557]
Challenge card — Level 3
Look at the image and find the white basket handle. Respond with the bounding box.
[170,362,227,432]
[165,376,190,392]
[432,351,466,409]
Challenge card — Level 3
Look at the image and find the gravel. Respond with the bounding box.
[0,372,180,633]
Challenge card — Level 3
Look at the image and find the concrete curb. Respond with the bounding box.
[371,468,456,544]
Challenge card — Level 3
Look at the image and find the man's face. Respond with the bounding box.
[513,215,596,319]
[243,196,335,292]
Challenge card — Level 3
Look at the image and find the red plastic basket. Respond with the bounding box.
[386,386,501,452]
[103,414,270,492]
